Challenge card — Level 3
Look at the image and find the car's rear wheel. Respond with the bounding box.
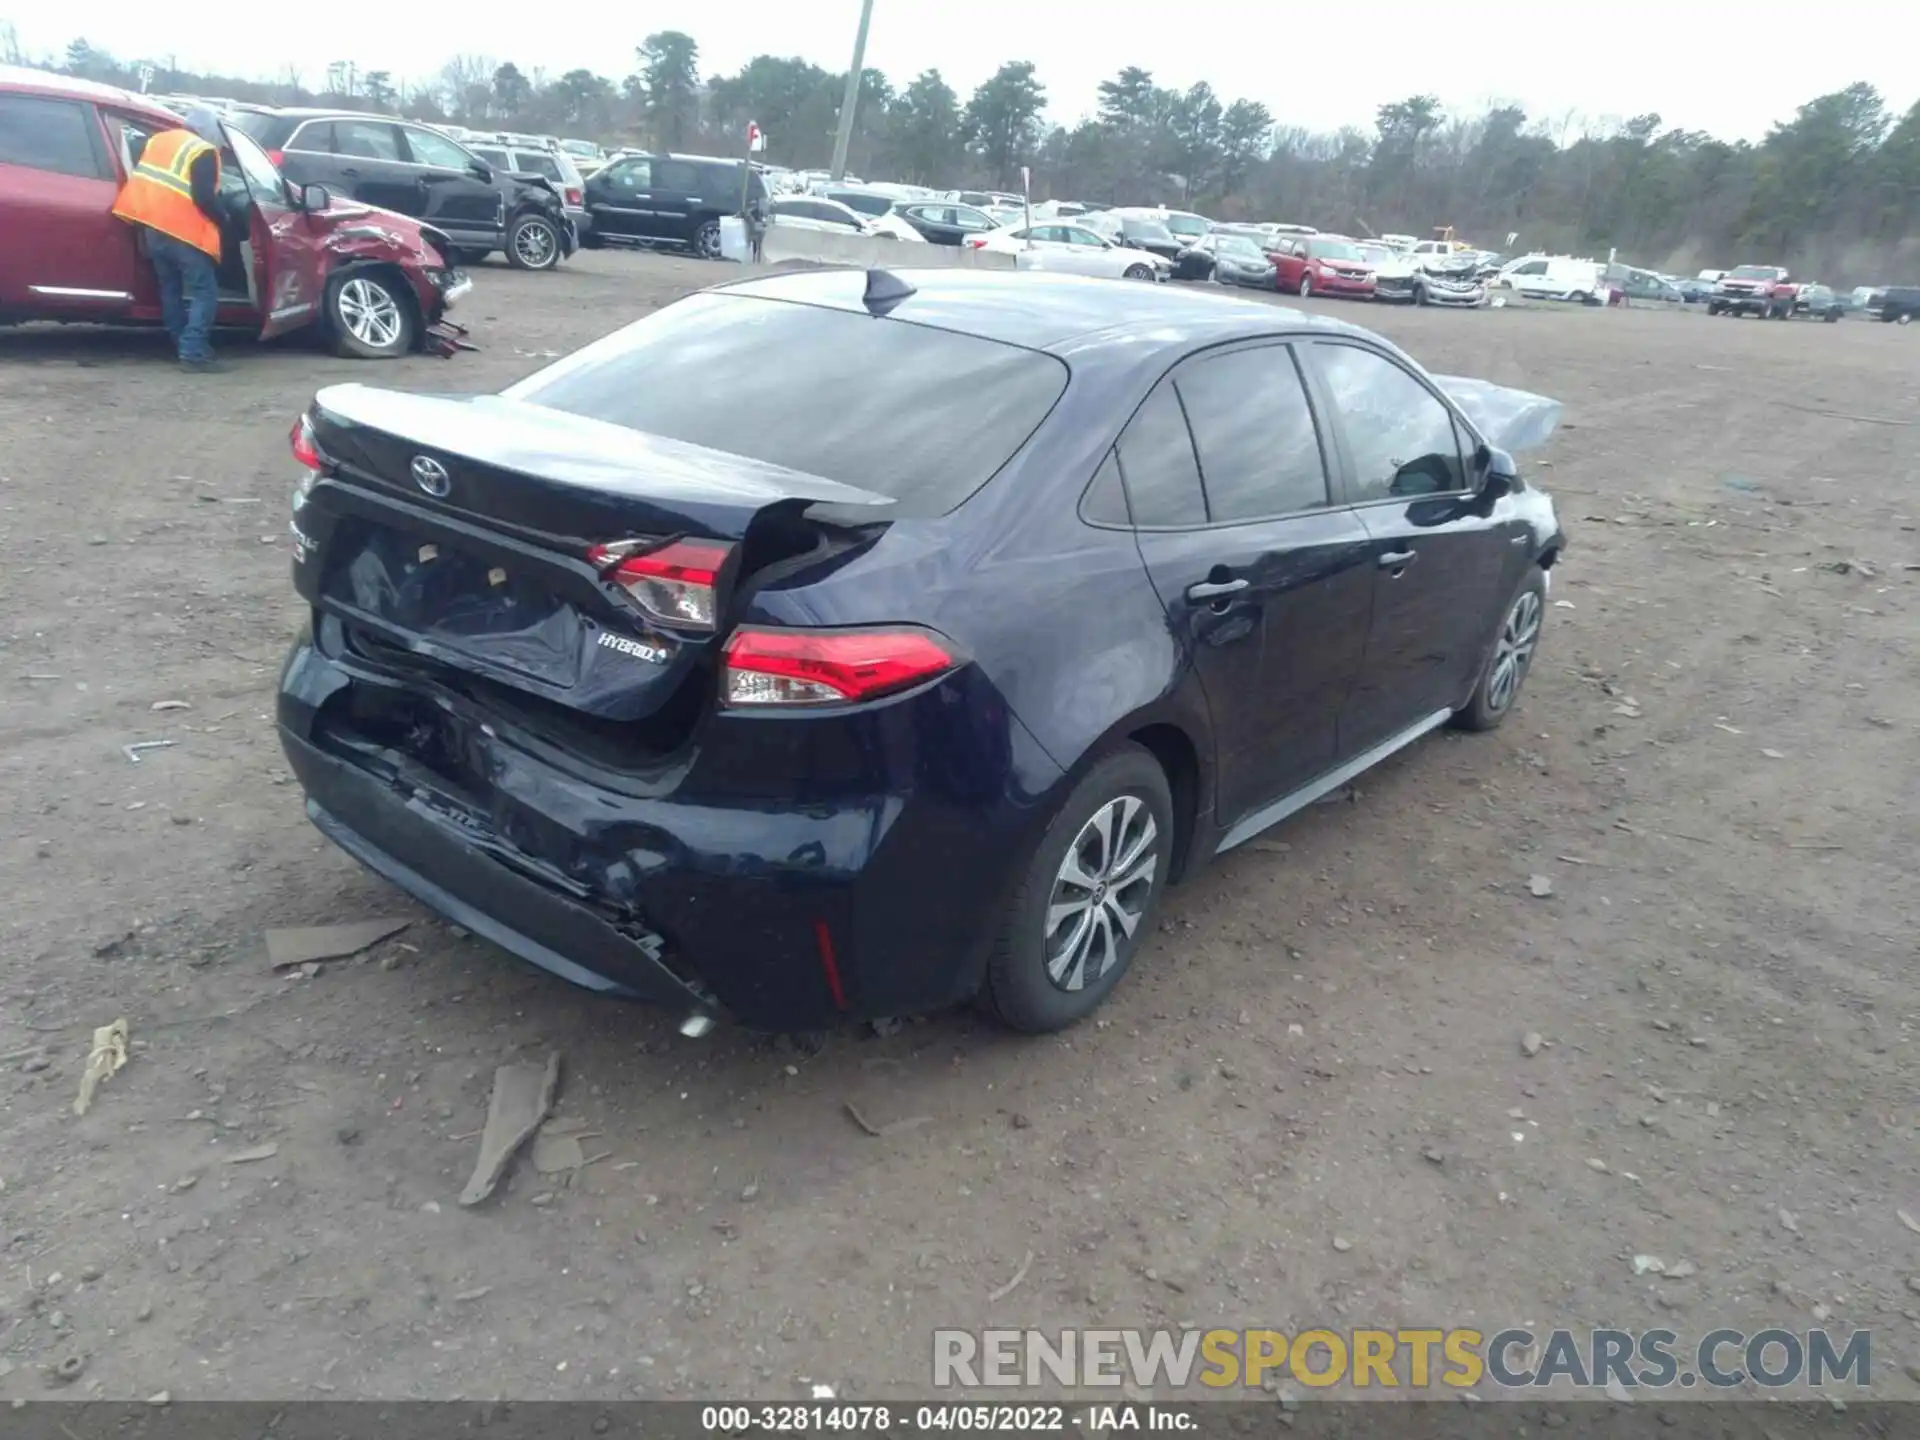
[1454,570,1547,732]
[694,219,723,259]
[982,744,1173,1033]
[506,214,562,271]
[326,270,415,359]
[1413,281,1430,306]
[1123,262,1153,281]
[1298,271,1314,298]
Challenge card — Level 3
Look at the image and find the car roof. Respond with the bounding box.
[0,63,171,116]
[712,267,1373,354]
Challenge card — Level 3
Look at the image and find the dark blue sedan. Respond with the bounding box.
[276,267,1565,1034]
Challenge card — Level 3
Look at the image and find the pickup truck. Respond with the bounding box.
[1709,265,1796,318]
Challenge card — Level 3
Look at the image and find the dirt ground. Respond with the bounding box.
[2,253,1917,1405]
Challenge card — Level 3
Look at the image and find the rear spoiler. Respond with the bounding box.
[310,384,896,512]
[1433,375,1563,453]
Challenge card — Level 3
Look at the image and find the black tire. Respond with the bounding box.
[1707,301,1723,316]
[1413,281,1429,307]
[448,247,489,267]
[1298,271,1313,299]
[579,229,606,250]
[1454,569,1547,732]
[325,269,416,360]
[1823,309,1840,323]
[1123,263,1153,281]
[981,744,1174,1034]
[693,218,723,260]
[505,213,562,271]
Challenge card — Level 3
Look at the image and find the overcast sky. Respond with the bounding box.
[13,0,1915,141]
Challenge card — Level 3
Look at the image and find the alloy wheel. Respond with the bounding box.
[696,222,722,259]
[1486,588,1542,714]
[514,221,557,268]
[1044,795,1159,993]
[337,278,403,351]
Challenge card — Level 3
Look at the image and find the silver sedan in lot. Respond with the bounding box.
[1197,232,1278,289]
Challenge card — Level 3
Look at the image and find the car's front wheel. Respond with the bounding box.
[326,270,416,359]
[1123,262,1154,281]
[982,744,1173,1033]
[1298,271,1314,298]
[1454,570,1547,731]
[506,213,562,271]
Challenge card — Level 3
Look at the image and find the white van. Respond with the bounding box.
[1499,254,1607,303]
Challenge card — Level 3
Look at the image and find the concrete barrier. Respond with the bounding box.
[759,228,1015,270]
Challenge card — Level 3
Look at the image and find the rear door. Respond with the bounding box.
[329,118,421,216]
[399,124,502,243]
[1119,346,1375,828]
[0,93,139,314]
[1302,340,1515,754]
[586,155,654,239]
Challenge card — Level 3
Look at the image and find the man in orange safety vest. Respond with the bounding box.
[111,108,229,372]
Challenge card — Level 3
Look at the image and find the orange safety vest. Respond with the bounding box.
[111,129,223,260]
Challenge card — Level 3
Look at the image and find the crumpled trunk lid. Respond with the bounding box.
[297,384,889,727]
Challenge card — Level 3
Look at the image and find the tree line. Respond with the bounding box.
[23,24,1920,282]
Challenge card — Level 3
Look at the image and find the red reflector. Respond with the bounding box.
[566,187,583,207]
[588,538,733,630]
[722,627,957,707]
[267,149,284,167]
[813,918,848,1010]
[290,413,322,470]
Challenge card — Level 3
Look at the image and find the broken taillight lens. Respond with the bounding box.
[588,538,733,630]
[721,627,958,707]
[290,413,322,471]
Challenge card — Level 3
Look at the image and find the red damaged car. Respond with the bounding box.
[0,67,470,358]
[1267,234,1377,300]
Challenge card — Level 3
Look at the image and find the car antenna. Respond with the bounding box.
[862,268,916,316]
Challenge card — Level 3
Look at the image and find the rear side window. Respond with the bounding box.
[652,159,699,193]
[470,147,510,170]
[830,191,892,217]
[1115,382,1207,528]
[505,293,1069,516]
[1083,452,1130,526]
[1174,346,1329,522]
[0,96,104,179]
[601,157,651,190]
[282,120,333,153]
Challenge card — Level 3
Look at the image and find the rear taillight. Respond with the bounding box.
[290,413,322,470]
[721,626,958,707]
[965,237,988,249]
[565,187,583,207]
[588,538,732,630]
[267,149,284,167]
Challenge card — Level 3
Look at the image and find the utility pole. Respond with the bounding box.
[828,0,875,182]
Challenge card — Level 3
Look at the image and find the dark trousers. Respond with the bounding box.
[146,230,219,362]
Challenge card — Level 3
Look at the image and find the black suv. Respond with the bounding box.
[582,153,766,259]
[1866,286,1919,324]
[227,109,576,271]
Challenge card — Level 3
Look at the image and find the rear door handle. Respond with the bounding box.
[1378,549,1417,569]
[1187,578,1249,601]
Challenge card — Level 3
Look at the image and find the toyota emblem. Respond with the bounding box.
[410,455,451,498]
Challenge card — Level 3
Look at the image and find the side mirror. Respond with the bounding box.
[297,183,330,212]
[468,160,492,182]
[1474,444,1518,510]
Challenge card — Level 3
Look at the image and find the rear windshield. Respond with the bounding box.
[226,110,290,147]
[827,190,893,217]
[1163,214,1208,238]
[1729,265,1779,279]
[513,151,565,181]
[1122,218,1175,243]
[504,293,1069,515]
